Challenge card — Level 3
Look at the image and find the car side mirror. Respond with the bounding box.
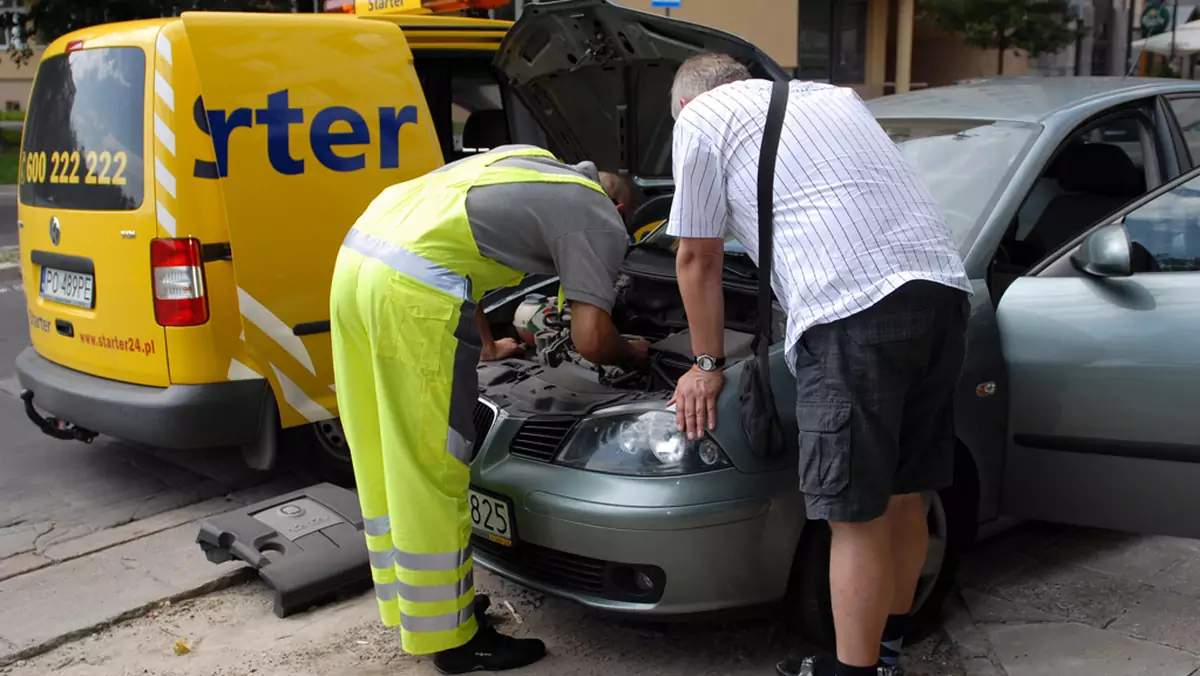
[1071,222,1133,277]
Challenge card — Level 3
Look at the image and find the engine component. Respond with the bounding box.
[513,294,555,345]
[649,329,757,363]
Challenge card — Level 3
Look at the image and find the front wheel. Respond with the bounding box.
[288,418,355,487]
[784,448,978,651]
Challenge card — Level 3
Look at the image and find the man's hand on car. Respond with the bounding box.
[627,338,652,370]
[670,366,723,440]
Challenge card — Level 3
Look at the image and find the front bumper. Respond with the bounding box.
[15,347,268,449]
[471,427,806,616]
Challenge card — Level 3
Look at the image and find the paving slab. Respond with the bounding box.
[961,589,1066,625]
[985,557,1158,628]
[1044,529,1200,586]
[1108,585,1200,655]
[982,621,1200,676]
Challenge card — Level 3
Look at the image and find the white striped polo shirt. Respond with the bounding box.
[666,79,973,374]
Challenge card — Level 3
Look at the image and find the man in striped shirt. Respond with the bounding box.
[665,54,972,676]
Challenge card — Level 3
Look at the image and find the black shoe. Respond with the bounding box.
[431,621,547,674]
[474,594,491,621]
[776,657,904,676]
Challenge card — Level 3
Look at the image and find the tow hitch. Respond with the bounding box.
[20,389,99,443]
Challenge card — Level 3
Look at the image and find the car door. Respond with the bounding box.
[995,166,1200,539]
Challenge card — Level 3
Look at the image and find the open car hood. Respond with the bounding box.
[494,0,790,178]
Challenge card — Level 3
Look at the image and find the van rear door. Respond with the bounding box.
[19,40,170,386]
[181,13,442,427]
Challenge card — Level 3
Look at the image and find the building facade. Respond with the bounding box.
[507,0,1030,99]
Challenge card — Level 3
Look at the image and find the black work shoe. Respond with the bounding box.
[474,594,491,621]
[431,622,547,674]
[776,657,904,676]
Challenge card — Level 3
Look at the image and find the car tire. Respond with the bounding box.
[784,444,979,651]
[288,418,356,487]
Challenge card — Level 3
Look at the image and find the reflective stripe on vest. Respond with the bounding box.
[342,227,472,301]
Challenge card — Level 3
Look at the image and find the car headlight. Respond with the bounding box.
[555,410,732,476]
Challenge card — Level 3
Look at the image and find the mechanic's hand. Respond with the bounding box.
[669,366,724,440]
[481,337,525,362]
[627,339,652,370]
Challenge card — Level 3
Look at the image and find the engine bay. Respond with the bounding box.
[483,258,776,398]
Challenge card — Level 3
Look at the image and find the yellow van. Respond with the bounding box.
[14,4,531,481]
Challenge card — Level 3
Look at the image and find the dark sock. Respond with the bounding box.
[879,613,910,666]
[836,663,878,676]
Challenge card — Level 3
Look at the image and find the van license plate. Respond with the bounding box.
[40,267,95,309]
[468,488,514,547]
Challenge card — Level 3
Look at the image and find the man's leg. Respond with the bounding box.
[829,516,894,670]
[879,493,927,667]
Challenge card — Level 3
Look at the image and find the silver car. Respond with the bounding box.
[469,0,1200,648]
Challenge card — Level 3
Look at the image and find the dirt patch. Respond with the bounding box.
[2,571,965,676]
[0,247,17,265]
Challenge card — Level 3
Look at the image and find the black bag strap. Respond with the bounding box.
[752,80,790,359]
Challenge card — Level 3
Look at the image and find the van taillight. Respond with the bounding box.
[151,238,209,327]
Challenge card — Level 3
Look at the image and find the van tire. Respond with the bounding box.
[783,444,979,652]
[289,419,355,487]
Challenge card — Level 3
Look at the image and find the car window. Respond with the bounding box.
[1123,172,1200,272]
[1168,96,1200,168]
[414,56,510,162]
[19,47,146,211]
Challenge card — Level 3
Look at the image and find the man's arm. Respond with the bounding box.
[569,300,647,368]
[665,103,730,439]
[676,238,726,359]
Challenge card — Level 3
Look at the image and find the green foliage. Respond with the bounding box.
[918,0,1086,74]
[1,0,316,65]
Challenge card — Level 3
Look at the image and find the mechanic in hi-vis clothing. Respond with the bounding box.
[329,144,649,674]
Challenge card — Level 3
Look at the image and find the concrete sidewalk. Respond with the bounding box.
[946,523,1200,676]
[0,476,308,667]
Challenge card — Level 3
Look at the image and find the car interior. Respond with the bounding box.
[988,114,1155,302]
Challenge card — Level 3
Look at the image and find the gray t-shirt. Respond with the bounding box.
[457,146,629,312]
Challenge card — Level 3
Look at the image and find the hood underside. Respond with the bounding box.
[493,0,790,178]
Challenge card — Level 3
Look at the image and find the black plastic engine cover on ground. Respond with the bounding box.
[196,483,370,618]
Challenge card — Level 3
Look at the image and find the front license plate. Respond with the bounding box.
[469,488,515,547]
[40,267,94,309]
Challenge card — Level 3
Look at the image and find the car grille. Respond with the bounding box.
[473,536,606,595]
[472,401,496,458]
[509,416,576,462]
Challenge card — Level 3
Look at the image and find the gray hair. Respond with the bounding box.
[670,53,752,119]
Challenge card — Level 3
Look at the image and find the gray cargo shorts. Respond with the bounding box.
[794,280,969,523]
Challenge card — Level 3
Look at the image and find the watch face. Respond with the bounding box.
[697,355,715,371]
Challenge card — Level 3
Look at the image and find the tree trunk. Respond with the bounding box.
[997,42,1007,76]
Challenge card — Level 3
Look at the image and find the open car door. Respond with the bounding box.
[997,166,1200,539]
[182,12,442,428]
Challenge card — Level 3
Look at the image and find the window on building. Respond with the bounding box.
[797,0,867,84]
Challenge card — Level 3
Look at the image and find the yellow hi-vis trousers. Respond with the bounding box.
[329,235,482,655]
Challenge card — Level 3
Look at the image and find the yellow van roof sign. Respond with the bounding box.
[324,0,511,14]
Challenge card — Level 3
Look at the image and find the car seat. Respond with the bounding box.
[1027,142,1145,255]
[459,109,511,158]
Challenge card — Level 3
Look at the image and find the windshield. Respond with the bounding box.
[642,118,1039,255]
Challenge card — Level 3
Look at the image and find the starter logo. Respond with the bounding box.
[27,310,51,334]
[192,91,419,178]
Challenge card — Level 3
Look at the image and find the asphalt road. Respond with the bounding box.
[0,190,270,560]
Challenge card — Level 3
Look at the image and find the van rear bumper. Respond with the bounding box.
[15,347,268,449]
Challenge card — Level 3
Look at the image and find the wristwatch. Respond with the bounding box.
[694,354,726,372]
